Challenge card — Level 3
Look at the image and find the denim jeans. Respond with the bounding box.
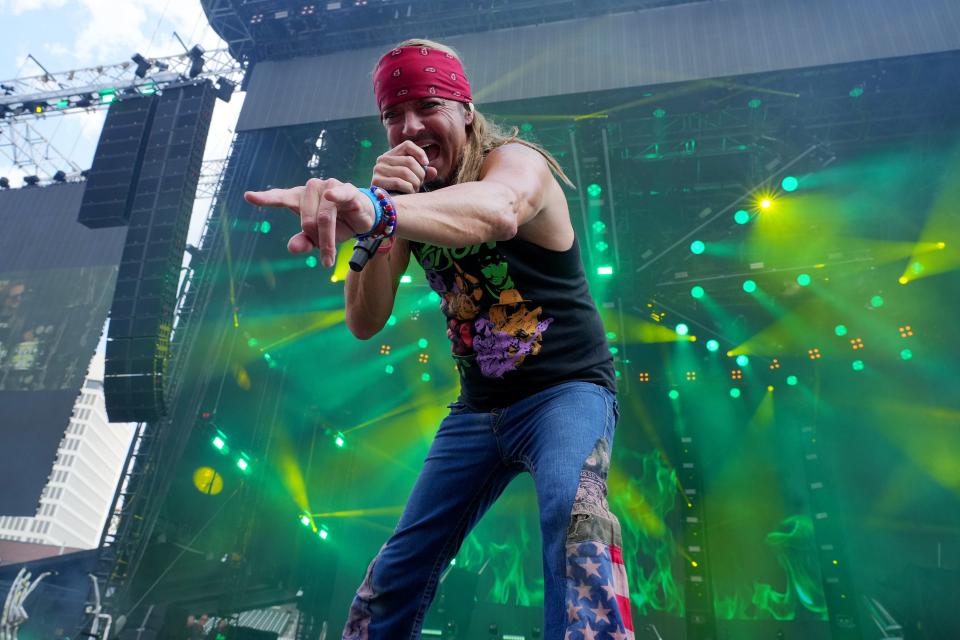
[342,380,634,640]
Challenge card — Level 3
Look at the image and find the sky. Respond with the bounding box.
[0,0,245,200]
[1,0,248,380]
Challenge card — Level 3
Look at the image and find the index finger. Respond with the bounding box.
[244,187,305,213]
[392,140,430,167]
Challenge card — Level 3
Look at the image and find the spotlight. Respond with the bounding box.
[188,44,205,78]
[53,170,67,183]
[0,177,9,189]
[215,77,236,102]
[131,53,151,78]
[23,175,40,187]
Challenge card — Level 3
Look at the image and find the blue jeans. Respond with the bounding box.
[342,381,634,640]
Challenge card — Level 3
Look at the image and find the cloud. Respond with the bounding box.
[8,0,68,17]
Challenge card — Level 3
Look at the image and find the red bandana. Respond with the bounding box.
[373,46,473,112]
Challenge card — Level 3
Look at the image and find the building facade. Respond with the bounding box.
[0,377,134,549]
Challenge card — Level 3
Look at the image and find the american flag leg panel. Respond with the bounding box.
[564,438,635,640]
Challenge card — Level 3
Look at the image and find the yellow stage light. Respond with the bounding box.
[193,467,224,496]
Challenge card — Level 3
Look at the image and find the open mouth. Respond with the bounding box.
[419,143,441,163]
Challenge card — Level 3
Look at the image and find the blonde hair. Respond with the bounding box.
[387,38,575,188]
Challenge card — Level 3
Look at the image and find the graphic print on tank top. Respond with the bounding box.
[415,241,554,378]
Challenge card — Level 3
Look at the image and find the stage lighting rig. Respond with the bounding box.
[215,76,235,102]
[23,175,40,187]
[131,53,151,78]
[53,170,67,183]
[188,45,205,78]
[0,177,9,189]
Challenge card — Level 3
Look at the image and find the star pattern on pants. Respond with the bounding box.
[564,540,634,639]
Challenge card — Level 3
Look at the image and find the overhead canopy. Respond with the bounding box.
[237,0,960,131]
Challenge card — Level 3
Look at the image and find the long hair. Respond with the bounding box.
[386,38,575,188]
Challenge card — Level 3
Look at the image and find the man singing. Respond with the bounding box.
[245,39,634,640]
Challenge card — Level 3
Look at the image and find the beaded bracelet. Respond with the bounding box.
[354,186,398,241]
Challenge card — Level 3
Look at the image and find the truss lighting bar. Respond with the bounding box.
[0,48,243,123]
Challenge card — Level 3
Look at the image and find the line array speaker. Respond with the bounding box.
[104,81,216,423]
[77,95,157,228]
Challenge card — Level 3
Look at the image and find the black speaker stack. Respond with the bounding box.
[101,81,216,423]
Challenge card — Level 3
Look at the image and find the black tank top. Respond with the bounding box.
[409,235,615,410]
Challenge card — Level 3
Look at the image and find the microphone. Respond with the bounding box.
[348,234,381,272]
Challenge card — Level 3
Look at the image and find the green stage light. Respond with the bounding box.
[305,255,318,268]
[653,108,666,118]
[900,349,913,361]
[911,261,925,274]
[797,273,811,286]
[870,295,884,308]
[609,346,619,354]
[606,331,617,340]
[318,526,329,540]
[748,98,762,109]
[781,176,799,192]
[734,209,751,224]
[690,240,706,254]
[384,364,394,374]
[706,339,719,352]
[835,324,848,336]
[247,337,258,348]
[592,221,606,233]
[428,291,441,303]
[259,220,271,234]
[98,88,116,104]
[786,375,798,386]
[736,354,749,367]
[730,388,741,398]
[237,455,250,472]
[520,122,533,133]
[742,279,757,293]
[595,241,609,252]
[359,139,373,149]
[421,372,431,382]
[675,323,689,336]
[691,285,705,299]
[56,98,69,108]
[615,369,621,378]
[300,515,311,527]
[668,389,680,400]
[587,183,602,198]
[400,274,412,284]
[597,266,614,276]
[418,338,429,348]
[387,315,398,326]
[849,85,864,98]
[334,433,345,448]
[212,435,227,451]
[852,360,865,371]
